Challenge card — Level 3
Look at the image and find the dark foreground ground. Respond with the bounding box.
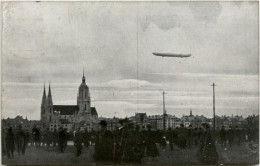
[2,141,259,165]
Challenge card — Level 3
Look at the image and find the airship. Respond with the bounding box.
[152,52,191,58]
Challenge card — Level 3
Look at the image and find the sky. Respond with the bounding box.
[1,1,259,120]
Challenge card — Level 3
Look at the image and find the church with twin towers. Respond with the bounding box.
[40,72,98,132]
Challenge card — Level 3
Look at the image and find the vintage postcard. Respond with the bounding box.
[1,1,259,165]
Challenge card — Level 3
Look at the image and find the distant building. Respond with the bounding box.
[149,115,161,130]
[40,73,99,132]
[246,114,259,129]
[148,114,181,130]
[2,116,41,131]
[166,115,182,129]
[134,113,150,130]
[180,110,209,128]
[215,114,248,129]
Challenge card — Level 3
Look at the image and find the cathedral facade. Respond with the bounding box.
[40,73,98,132]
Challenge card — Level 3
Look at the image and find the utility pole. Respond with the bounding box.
[211,83,216,134]
[163,91,167,133]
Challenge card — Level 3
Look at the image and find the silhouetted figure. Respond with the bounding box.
[25,130,30,148]
[160,136,167,151]
[94,120,114,164]
[63,128,68,150]
[90,130,96,145]
[166,128,174,151]
[198,127,203,142]
[220,126,227,147]
[187,125,194,150]
[47,129,52,147]
[74,129,83,157]
[32,125,40,147]
[83,129,90,148]
[43,128,52,147]
[114,119,126,164]
[2,128,7,157]
[177,124,187,149]
[197,123,218,164]
[117,123,144,164]
[145,126,159,157]
[52,129,58,147]
[134,125,146,162]
[15,125,27,155]
[234,126,241,145]
[227,126,234,147]
[6,127,15,158]
[58,128,67,153]
[193,128,200,146]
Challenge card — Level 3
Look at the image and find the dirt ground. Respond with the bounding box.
[2,142,259,165]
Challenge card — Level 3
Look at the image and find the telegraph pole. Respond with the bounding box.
[163,91,167,132]
[211,83,216,133]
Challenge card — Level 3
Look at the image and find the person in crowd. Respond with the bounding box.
[15,124,27,155]
[220,126,227,148]
[94,120,114,164]
[32,125,41,147]
[47,128,53,147]
[177,124,187,149]
[52,128,58,147]
[193,127,200,146]
[2,127,7,157]
[187,125,194,150]
[41,129,46,147]
[160,135,167,151]
[114,119,125,163]
[118,121,144,164]
[90,130,96,146]
[74,128,83,157]
[6,127,15,158]
[145,125,159,157]
[234,126,241,145]
[197,123,218,164]
[166,128,174,151]
[58,127,67,153]
[63,128,68,150]
[227,126,234,148]
[25,129,30,148]
[83,129,90,148]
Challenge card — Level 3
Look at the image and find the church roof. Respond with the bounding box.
[79,83,89,90]
[91,107,98,116]
[53,105,79,115]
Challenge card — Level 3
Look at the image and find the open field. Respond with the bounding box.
[144,142,259,165]
[2,142,258,165]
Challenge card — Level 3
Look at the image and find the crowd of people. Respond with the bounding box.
[2,125,29,158]
[218,125,258,148]
[2,120,258,165]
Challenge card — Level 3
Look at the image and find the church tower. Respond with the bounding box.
[41,83,53,128]
[41,84,47,122]
[77,72,91,116]
[46,83,53,122]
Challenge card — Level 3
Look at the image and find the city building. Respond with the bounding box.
[134,113,151,130]
[215,114,248,129]
[148,114,181,130]
[180,110,208,128]
[246,114,259,129]
[2,116,41,131]
[166,115,182,129]
[148,115,161,130]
